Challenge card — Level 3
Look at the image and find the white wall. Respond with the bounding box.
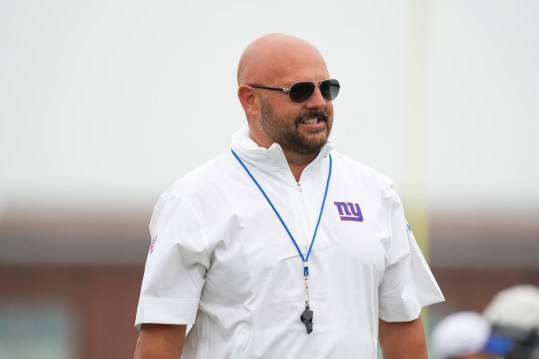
[1,0,537,216]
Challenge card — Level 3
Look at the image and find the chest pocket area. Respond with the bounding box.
[314,200,389,282]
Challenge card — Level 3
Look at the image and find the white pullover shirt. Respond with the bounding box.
[135,127,444,359]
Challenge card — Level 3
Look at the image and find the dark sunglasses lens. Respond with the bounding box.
[320,79,340,101]
[289,82,315,103]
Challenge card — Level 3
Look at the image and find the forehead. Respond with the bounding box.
[240,36,331,86]
[280,61,330,85]
[269,48,330,85]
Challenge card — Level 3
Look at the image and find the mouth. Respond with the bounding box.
[296,109,330,130]
[298,117,326,125]
[300,118,320,124]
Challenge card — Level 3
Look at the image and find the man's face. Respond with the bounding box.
[258,87,334,155]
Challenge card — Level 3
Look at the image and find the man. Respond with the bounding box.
[134,33,444,358]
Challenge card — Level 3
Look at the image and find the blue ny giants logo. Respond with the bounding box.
[333,201,364,222]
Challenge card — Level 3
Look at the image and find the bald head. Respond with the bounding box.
[237,33,329,86]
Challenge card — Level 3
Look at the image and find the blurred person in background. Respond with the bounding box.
[431,285,539,359]
[483,285,539,359]
[431,311,507,359]
[133,33,444,359]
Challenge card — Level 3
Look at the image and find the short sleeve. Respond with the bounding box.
[378,184,444,322]
[135,195,210,330]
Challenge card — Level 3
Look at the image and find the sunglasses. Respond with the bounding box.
[250,79,340,103]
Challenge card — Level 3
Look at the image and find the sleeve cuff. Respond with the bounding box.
[135,297,200,331]
[378,296,422,322]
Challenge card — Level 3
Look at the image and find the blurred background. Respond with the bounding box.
[1,0,538,358]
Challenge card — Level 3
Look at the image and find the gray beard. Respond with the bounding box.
[259,99,332,155]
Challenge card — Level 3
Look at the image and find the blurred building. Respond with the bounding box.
[0,212,148,359]
[429,214,539,325]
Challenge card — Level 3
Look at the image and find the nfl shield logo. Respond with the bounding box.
[149,234,158,254]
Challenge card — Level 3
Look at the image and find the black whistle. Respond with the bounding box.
[300,307,314,334]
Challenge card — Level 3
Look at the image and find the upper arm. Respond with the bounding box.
[134,324,187,359]
[135,195,208,329]
[378,183,444,322]
[378,318,427,359]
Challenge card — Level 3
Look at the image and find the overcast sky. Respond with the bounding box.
[1,0,538,217]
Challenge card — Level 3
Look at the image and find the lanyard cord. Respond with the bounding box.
[230,149,333,277]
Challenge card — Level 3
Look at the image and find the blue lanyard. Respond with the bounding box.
[230,149,333,277]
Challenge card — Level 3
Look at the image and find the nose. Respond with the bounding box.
[305,86,327,109]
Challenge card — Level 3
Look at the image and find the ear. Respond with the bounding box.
[238,85,259,118]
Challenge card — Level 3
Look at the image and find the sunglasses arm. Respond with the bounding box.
[249,85,290,94]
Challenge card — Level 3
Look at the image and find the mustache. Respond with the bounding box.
[295,109,329,123]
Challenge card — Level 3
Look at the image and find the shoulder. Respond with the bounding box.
[330,151,396,199]
[160,151,236,199]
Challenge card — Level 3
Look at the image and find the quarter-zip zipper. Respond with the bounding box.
[295,181,312,248]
